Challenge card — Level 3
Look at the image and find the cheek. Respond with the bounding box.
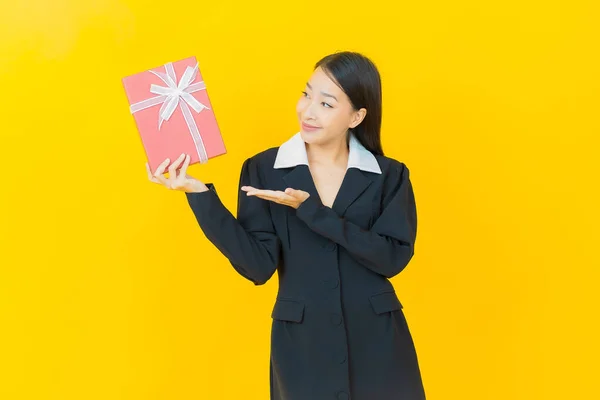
[296,98,307,115]
[322,110,345,129]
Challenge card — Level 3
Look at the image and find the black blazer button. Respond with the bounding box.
[336,391,350,400]
[323,241,337,251]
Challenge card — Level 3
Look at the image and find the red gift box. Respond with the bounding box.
[122,56,226,174]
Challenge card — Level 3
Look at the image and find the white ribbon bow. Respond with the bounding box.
[130,62,209,163]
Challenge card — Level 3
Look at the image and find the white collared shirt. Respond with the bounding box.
[273,132,382,174]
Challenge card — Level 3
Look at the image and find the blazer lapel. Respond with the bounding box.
[282,165,320,203]
[331,168,373,216]
[282,165,373,217]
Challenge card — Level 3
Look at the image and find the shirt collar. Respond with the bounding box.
[273,131,382,174]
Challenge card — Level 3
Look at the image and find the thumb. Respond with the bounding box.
[285,188,307,199]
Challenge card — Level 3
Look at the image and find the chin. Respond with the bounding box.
[299,129,324,143]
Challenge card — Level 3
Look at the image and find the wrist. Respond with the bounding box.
[185,181,209,193]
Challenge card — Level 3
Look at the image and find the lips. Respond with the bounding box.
[302,121,321,131]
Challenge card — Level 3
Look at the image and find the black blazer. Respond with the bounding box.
[185,147,426,400]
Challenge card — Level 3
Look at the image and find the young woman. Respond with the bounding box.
[147,51,426,400]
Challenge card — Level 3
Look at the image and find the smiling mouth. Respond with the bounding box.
[302,122,321,129]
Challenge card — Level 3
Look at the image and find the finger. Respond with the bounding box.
[249,191,292,204]
[285,188,307,199]
[178,154,191,180]
[252,193,294,207]
[246,191,278,201]
[246,189,281,197]
[155,174,170,187]
[154,158,171,177]
[146,163,161,184]
[169,153,186,177]
[259,190,293,202]
[170,155,191,190]
[241,186,258,192]
[153,158,173,187]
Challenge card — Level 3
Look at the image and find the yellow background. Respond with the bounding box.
[1,0,598,399]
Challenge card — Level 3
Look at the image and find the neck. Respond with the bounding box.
[306,133,350,167]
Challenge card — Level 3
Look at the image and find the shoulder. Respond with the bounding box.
[374,154,410,180]
[239,146,279,173]
[234,148,279,185]
[373,155,415,201]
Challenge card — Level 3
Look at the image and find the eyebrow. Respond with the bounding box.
[306,82,338,101]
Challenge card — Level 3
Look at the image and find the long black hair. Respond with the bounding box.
[314,51,384,156]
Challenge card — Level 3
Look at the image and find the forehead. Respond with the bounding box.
[307,67,344,95]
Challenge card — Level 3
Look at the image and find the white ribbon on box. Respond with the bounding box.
[129,61,210,163]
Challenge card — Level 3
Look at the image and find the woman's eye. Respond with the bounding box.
[301,91,330,108]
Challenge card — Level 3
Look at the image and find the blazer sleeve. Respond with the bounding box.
[185,158,281,285]
[294,162,417,278]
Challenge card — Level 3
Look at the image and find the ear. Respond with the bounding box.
[349,108,367,129]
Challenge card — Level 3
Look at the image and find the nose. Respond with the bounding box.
[301,100,317,120]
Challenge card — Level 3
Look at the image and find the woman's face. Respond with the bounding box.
[296,66,366,145]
